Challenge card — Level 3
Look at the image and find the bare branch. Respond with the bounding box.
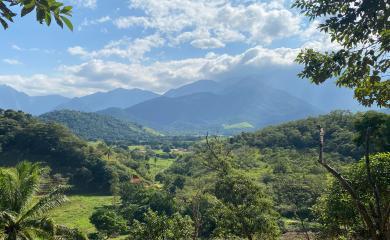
[318,126,377,238]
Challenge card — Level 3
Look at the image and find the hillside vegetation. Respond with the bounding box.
[40,110,160,144]
[156,111,389,237]
[0,109,162,194]
[1,109,388,239]
[99,79,321,134]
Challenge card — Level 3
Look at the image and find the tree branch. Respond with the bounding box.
[318,126,377,238]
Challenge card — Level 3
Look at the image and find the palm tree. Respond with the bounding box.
[104,146,114,160]
[0,162,86,240]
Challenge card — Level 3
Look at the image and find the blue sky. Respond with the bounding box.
[0,0,337,97]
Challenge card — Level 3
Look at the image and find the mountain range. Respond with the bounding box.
[98,79,321,134]
[0,77,377,134]
[0,85,69,115]
[55,88,159,112]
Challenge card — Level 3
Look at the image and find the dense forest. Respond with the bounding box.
[0,109,172,194]
[1,109,388,239]
[40,110,161,144]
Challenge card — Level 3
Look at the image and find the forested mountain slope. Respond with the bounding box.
[159,111,389,236]
[100,79,321,134]
[0,109,148,194]
[40,110,160,144]
[233,110,366,160]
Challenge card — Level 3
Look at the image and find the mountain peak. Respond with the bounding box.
[164,79,219,97]
[55,87,160,112]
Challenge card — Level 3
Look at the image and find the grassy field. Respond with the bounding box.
[148,157,175,177]
[49,195,114,234]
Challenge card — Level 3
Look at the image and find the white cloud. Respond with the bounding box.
[68,46,89,57]
[114,16,150,29]
[68,0,97,9]
[67,34,165,62]
[60,45,300,94]
[0,74,87,97]
[11,44,22,51]
[191,38,225,49]
[114,0,303,48]
[0,45,301,96]
[9,44,56,54]
[2,59,22,65]
[78,16,111,31]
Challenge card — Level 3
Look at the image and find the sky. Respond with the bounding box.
[0,0,338,97]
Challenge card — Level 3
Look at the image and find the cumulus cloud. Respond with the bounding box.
[60,46,300,94]
[0,74,87,97]
[113,0,302,48]
[191,38,226,49]
[0,45,302,96]
[2,59,22,65]
[67,34,165,62]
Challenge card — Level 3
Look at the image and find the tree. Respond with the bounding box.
[273,176,323,240]
[354,111,390,153]
[317,124,390,239]
[212,174,280,240]
[104,145,114,160]
[90,208,128,239]
[293,0,389,107]
[0,0,73,30]
[128,209,194,240]
[197,134,233,175]
[315,152,390,239]
[0,161,86,240]
[119,183,175,221]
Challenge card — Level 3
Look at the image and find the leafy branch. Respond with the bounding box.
[0,0,73,30]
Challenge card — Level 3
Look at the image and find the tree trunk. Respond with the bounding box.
[299,218,310,240]
[318,127,380,240]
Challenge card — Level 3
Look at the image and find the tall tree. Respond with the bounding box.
[0,162,86,240]
[128,209,194,240]
[293,0,389,107]
[0,0,73,30]
[212,174,280,240]
[315,152,389,239]
[317,116,390,240]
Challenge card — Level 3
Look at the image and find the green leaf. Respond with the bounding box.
[23,0,36,8]
[21,5,35,17]
[60,6,72,14]
[60,15,73,31]
[0,18,8,29]
[54,15,63,28]
[44,12,51,26]
[36,8,45,23]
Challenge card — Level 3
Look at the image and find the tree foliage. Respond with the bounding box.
[315,152,390,239]
[90,208,128,238]
[40,110,159,145]
[211,175,280,240]
[234,111,363,160]
[0,109,115,193]
[293,0,389,107]
[128,209,194,240]
[0,162,86,240]
[0,0,73,30]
